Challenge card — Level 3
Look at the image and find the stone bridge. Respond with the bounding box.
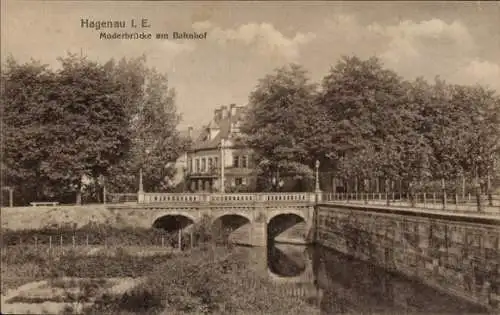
[107,192,319,246]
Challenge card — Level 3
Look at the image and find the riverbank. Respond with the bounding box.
[1,242,319,315]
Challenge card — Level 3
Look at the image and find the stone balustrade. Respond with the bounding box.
[138,192,318,204]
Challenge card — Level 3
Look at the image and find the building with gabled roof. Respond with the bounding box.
[183,104,256,192]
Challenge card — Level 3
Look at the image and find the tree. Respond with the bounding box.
[105,58,189,193]
[240,64,320,190]
[2,55,132,204]
[55,54,132,203]
[1,57,60,204]
[412,78,500,188]
[317,56,411,186]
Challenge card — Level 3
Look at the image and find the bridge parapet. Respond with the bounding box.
[139,192,316,204]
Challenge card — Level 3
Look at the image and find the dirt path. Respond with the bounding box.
[1,277,145,314]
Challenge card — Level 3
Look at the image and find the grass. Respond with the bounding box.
[81,247,317,315]
[2,222,318,314]
[2,242,317,314]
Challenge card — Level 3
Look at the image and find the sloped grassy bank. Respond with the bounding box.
[82,247,317,315]
[2,225,318,314]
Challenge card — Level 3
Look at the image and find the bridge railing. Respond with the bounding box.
[106,193,138,204]
[138,192,316,204]
[141,193,204,203]
[322,192,500,214]
[263,193,312,202]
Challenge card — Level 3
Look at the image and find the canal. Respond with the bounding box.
[242,242,491,314]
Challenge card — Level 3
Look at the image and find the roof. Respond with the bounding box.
[191,106,246,151]
[178,127,202,141]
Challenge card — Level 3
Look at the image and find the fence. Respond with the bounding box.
[0,230,199,252]
[322,192,500,214]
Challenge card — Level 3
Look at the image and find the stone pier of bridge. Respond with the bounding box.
[107,192,319,247]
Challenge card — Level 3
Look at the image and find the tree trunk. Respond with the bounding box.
[76,191,82,205]
[35,169,42,201]
[76,180,82,205]
[94,175,101,203]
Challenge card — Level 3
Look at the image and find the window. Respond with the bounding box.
[214,157,219,168]
[188,159,193,172]
[233,155,239,168]
[235,177,243,185]
[201,158,206,172]
[195,159,200,173]
[208,158,213,170]
[241,155,247,168]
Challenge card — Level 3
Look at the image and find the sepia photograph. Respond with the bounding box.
[1,1,499,314]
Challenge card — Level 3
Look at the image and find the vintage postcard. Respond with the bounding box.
[1,1,499,314]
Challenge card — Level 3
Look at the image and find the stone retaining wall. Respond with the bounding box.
[315,204,500,311]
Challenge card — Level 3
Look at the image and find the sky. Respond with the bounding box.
[2,1,499,129]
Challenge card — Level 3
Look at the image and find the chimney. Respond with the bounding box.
[221,105,228,118]
[188,126,193,139]
[229,104,237,117]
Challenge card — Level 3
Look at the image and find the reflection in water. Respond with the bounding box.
[267,243,306,277]
[242,243,490,314]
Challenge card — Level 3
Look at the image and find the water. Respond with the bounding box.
[242,243,490,314]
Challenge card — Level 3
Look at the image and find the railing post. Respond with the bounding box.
[487,174,493,207]
[8,188,14,207]
[138,191,145,203]
[441,178,447,210]
[178,229,182,250]
[474,180,482,212]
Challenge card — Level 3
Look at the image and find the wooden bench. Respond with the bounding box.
[30,201,59,207]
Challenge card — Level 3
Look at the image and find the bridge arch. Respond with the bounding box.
[152,213,196,232]
[267,211,307,224]
[211,212,253,225]
[267,212,307,243]
[211,213,252,245]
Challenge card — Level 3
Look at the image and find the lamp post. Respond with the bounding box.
[138,149,150,202]
[220,139,226,193]
[139,168,144,193]
[315,160,321,193]
[314,160,321,204]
